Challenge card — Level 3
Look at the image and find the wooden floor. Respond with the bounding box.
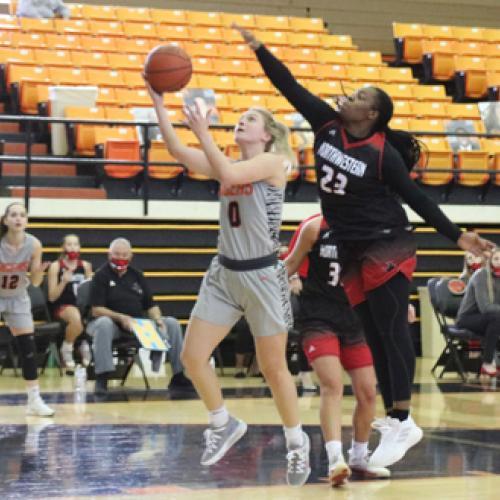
[0,359,498,499]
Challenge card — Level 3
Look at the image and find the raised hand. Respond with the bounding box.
[183,100,213,139]
[457,231,496,259]
[142,73,164,107]
[231,22,261,50]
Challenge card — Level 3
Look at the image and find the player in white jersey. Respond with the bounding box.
[0,202,54,416]
[147,80,311,486]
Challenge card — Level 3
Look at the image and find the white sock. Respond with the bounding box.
[62,340,73,351]
[325,440,343,463]
[284,424,304,450]
[209,406,229,428]
[27,385,40,401]
[350,440,369,459]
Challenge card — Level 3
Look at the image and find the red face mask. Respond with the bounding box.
[110,258,129,272]
[491,265,500,278]
[468,262,482,273]
[65,251,80,261]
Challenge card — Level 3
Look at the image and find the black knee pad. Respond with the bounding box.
[16,334,38,381]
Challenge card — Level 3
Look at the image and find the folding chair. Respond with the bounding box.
[427,277,482,381]
[0,325,18,377]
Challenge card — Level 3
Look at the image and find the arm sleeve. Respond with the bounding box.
[139,273,155,311]
[382,148,462,243]
[255,45,338,133]
[89,271,107,307]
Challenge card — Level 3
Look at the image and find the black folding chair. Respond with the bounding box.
[0,324,18,377]
[427,277,482,381]
[76,280,150,390]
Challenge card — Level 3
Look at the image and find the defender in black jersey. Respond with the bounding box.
[285,214,389,486]
[234,24,494,470]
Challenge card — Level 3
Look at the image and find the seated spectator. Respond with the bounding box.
[17,0,70,19]
[456,247,500,377]
[87,237,193,394]
[448,127,480,152]
[459,251,484,283]
[47,234,92,373]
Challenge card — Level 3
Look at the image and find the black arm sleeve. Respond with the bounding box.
[255,45,338,133]
[382,148,462,243]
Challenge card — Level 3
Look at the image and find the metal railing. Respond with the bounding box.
[0,114,499,214]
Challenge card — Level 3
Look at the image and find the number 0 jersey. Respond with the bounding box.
[0,233,35,298]
[218,179,285,260]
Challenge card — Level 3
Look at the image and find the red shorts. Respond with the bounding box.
[341,232,417,306]
[302,334,373,371]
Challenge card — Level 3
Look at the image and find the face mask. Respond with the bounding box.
[65,251,80,261]
[491,265,500,278]
[468,262,482,273]
[110,258,129,272]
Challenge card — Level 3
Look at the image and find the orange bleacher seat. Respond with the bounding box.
[217,43,254,60]
[305,80,342,97]
[66,3,82,19]
[411,84,449,101]
[482,43,500,58]
[418,137,454,186]
[379,67,416,83]
[446,103,481,120]
[411,101,448,118]
[87,69,125,88]
[486,72,500,98]
[245,60,265,76]
[104,107,135,122]
[389,117,410,130]
[483,139,500,185]
[89,21,125,38]
[115,38,152,55]
[72,51,110,69]
[0,47,35,65]
[103,139,143,179]
[96,126,137,147]
[379,83,414,101]
[255,15,290,31]
[313,64,347,80]
[150,8,187,25]
[319,34,355,50]
[96,87,117,106]
[392,23,424,64]
[123,22,158,39]
[186,11,222,26]
[219,111,242,125]
[454,56,487,98]
[7,64,49,89]
[453,27,484,42]
[233,76,273,94]
[221,13,255,29]
[256,31,290,46]
[288,33,321,48]
[486,59,500,73]
[422,40,457,80]
[289,17,325,33]
[54,19,90,35]
[190,26,223,42]
[220,28,247,44]
[484,28,500,43]
[65,106,106,155]
[183,42,221,59]
[457,151,490,186]
[346,66,381,82]
[19,81,50,114]
[115,88,151,107]
[191,57,214,74]
[0,14,20,32]
[46,34,82,50]
[457,42,485,56]
[10,32,47,48]
[213,93,230,111]
[287,62,315,79]
[156,25,191,42]
[316,49,350,65]
[348,51,383,66]
[408,118,445,134]
[281,47,317,63]
[81,5,116,21]
[196,75,235,92]
[212,129,234,150]
[108,53,143,71]
[215,59,250,76]
[148,146,184,180]
[34,48,71,67]
[392,100,413,117]
[228,94,266,111]
[48,67,88,85]
[422,25,455,40]
[266,95,295,113]
[19,18,55,33]
[115,7,152,23]
[122,70,146,89]
[0,31,13,47]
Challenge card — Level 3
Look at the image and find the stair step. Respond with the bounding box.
[1,163,76,176]
[8,186,107,199]
[2,175,96,188]
[0,122,19,134]
[2,142,48,155]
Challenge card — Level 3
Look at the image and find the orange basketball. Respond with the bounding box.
[144,45,192,93]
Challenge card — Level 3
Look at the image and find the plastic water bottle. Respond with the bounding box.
[74,365,87,404]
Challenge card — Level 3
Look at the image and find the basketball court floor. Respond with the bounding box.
[0,359,498,499]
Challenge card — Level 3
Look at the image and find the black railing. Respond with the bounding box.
[0,114,499,214]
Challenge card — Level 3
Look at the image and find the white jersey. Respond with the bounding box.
[0,233,35,298]
[218,180,284,260]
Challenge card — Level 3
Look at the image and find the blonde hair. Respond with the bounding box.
[251,107,297,166]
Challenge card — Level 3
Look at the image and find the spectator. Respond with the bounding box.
[482,102,500,134]
[456,247,500,378]
[448,127,480,152]
[47,234,92,373]
[459,250,484,283]
[87,238,193,394]
[17,0,70,19]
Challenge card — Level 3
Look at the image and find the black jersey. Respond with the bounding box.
[255,45,462,243]
[51,260,86,310]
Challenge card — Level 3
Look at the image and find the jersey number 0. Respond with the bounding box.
[228,201,241,228]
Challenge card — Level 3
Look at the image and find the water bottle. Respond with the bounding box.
[74,365,87,404]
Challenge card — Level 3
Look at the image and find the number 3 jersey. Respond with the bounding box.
[0,233,35,298]
[218,178,285,260]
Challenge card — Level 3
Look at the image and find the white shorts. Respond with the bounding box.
[0,292,34,331]
[191,256,293,337]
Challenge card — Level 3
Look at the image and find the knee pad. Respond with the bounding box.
[16,334,38,381]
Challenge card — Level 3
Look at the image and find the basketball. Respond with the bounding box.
[144,45,192,94]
